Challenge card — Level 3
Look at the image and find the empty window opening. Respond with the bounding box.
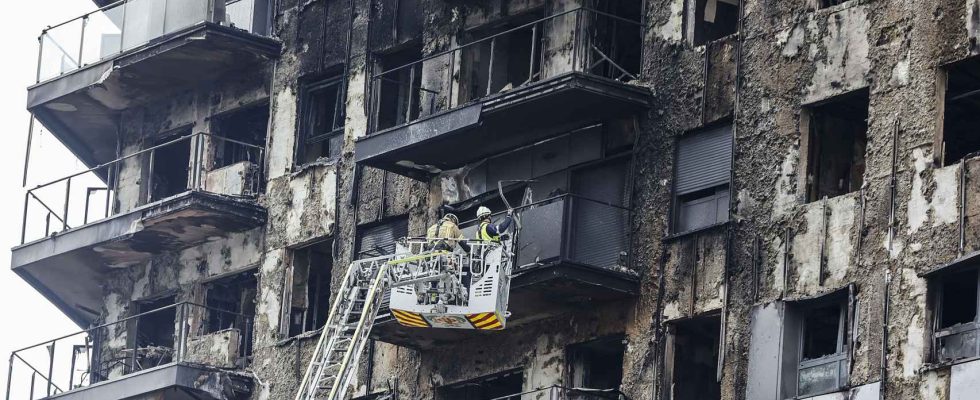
[933,268,980,362]
[356,216,409,258]
[673,124,732,234]
[940,57,980,165]
[689,0,739,46]
[459,12,543,103]
[213,103,269,169]
[803,89,869,202]
[298,74,346,165]
[374,45,423,131]
[788,294,851,398]
[820,0,848,7]
[132,296,177,371]
[667,315,721,400]
[438,370,523,400]
[567,335,625,391]
[287,240,333,337]
[147,131,191,202]
[589,0,642,81]
[204,271,257,364]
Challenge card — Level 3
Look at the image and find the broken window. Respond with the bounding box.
[672,124,731,234]
[204,271,257,364]
[356,216,409,258]
[664,315,721,400]
[932,268,980,362]
[374,45,423,131]
[438,369,523,400]
[297,74,345,165]
[285,239,333,337]
[938,57,980,165]
[802,89,868,202]
[776,290,853,398]
[146,129,191,202]
[131,296,177,372]
[567,335,625,392]
[688,0,739,46]
[588,0,642,81]
[458,12,543,103]
[212,102,269,169]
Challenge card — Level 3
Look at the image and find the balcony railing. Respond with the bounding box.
[36,0,272,83]
[367,7,642,132]
[460,194,632,274]
[20,132,264,244]
[490,385,630,400]
[4,302,253,400]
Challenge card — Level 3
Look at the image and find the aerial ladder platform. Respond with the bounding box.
[293,238,512,400]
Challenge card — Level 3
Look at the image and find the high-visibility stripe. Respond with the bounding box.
[466,313,504,330]
[392,309,429,328]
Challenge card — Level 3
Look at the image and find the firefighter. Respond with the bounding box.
[426,213,469,252]
[475,206,513,243]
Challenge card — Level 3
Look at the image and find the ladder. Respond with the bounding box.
[294,250,452,400]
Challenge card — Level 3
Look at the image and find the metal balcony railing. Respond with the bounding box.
[459,194,633,274]
[20,132,265,245]
[367,7,642,132]
[36,0,272,83]
[489,385,631,400]
[4,302,254,400]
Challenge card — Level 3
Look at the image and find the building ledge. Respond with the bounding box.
[354,72,651,178]
[11,191,266,326]
[43,362,251,400]
[28,21,280,169]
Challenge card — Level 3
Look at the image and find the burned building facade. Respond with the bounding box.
[7,0,980,399]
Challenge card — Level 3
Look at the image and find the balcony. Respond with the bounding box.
[28,0,279,168]
[371,195,637,348]
[12,133,266,326]
[355,8,651,178]
[5,303,254,400]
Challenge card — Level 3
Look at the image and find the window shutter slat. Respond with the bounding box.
[675,125,732,195]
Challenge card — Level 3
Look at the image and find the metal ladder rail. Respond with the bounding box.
[326,260,391,400]
[293,257,382,400]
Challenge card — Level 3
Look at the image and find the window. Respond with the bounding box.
[285,240,333,337]
[374,45,423,131]
[458,12,543,103]
[438,370,523,400]
[204,271,257,363]
[567,336,625,392]
[298,75,346,165]
[132,296,177,371]
[932,268,980,362]
[938,57,980,165]
[801,89,868,202]
[356,217,409,258]
[673,124,732,234]
[212,103,269,169]
[664,315,721,400]
[777,290,853,398]
[146,129,192,202]
[687,0,739,46]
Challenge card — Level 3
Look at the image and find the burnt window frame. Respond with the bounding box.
[296,74,346,166]
[670,122,732,235]
[355,215,410,259]
[799,89,869,203]
[210,101,270,170]
[283,239,334,338]
[566,334,627,392]
[686,0,740,46]
[930,265,980,363]
[935,56,980,166]
[662,313,722,400]
[794,296,851,397]
[437,368,524,400]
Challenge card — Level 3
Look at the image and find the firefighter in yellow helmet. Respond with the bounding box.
[475,206,513,243]
[426,213,470,252]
